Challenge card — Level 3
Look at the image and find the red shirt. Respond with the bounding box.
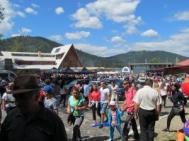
[88,90,100,101]
[124,87,136,113]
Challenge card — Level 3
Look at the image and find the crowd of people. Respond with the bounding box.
[0,72,188,141]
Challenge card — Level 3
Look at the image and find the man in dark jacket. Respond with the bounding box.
[0,74,67,141]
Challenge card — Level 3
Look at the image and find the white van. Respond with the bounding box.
[0,70,17,81]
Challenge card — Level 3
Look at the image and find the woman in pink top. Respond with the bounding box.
[88,83,101,125]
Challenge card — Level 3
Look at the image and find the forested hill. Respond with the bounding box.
[0,36,187,67]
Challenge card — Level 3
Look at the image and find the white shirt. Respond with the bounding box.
[160,89,167,96]
[100,87,110,103]
[2,92,16,108]
[111,85,118,93]
[134,86,160,110]
[83,84,90,97]
[44,97,57,110]
[110,85,118,101]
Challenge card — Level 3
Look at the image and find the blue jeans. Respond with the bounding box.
[109,125,123,141]
[100,102,108,114]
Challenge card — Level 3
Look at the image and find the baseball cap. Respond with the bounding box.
[42,85,53,94]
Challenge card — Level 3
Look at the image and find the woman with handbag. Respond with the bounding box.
[67,86,87,141]
[163,83,186,132]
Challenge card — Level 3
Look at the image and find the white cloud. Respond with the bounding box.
[86,0,140,23]
[50,35,64,42]
[11,33,20,37]
[55,7,64,15]
[13,4,20,8]
[0,21,13,34]
[21,27,32,33]
[126,26,138,34]
[111,36,126,46]
[65,31,90,40]
[72,8,102,29]
[0,0,14,34]
[72,0,141,32]
[31,3,40,8]
[141,29,159,37]
[130,28,189,56]
[181,28,189,33]
[16,11,26,18]
[25,7,37,15]
[174,11,189,21]
[124,15,142,34]
[75,28,189,57]
[75,43,126,57]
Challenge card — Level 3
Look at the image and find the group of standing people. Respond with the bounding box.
[66,79,142,141]
[0,73,188,141]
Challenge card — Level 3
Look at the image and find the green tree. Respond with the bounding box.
[149,57,160,63]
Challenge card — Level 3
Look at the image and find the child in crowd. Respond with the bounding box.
[108,101,124,141]
[43,85,58,114]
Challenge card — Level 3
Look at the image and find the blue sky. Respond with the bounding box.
[0,0,189,57]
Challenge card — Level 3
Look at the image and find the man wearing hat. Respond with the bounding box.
[0,74,67,141]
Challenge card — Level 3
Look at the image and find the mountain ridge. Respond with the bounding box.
[0,36,187,67]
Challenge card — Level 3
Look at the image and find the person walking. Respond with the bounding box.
[0,74,67,141]
[59,80,67,107]
[160,82,167,108]
[110,80,118,102]
[83,79,90,103]
[67,86,87,141]
[121,80,139,141]
[99,81,111,128]
[134,79,161,141]
[88,83,101,125]
[163,83,186,132]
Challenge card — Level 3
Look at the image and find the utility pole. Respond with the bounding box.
[145,58,147,64]
[175,57,179,64]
